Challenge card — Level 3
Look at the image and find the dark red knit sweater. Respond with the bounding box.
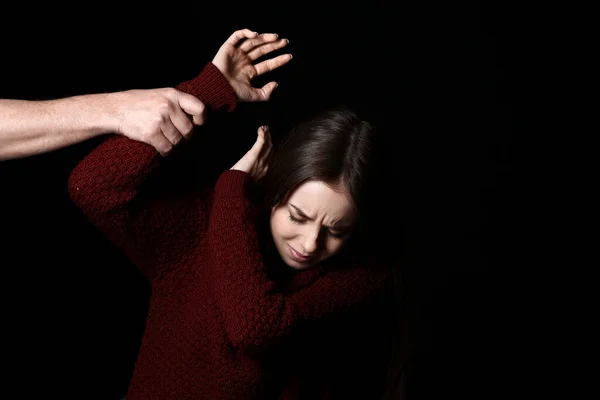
[68,63,389,399]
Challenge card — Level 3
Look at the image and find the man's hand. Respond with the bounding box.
[110,88,206,156]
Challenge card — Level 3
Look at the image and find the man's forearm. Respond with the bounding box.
[0,94,117,160]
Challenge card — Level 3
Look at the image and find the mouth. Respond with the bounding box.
[287,244,314,263]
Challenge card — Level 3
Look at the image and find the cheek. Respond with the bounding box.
[323,237,349,256]
[271,211,296,239]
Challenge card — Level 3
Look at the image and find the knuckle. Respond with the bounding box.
[145,125,160,138]
[183,123,194,135]
[161,144,173,154]
[149,122,162,136]
[160,113,170,124]
[164,87,178,97]
[157,100,172,115]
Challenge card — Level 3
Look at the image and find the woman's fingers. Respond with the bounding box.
[247,38,289,61]
[224,29,258,46]
[239,33,280,53]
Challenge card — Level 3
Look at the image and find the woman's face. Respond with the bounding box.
[270,180,357,270]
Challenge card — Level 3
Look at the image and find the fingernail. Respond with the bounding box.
[284,38,289,44]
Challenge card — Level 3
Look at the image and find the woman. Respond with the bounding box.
[69,28,391,399]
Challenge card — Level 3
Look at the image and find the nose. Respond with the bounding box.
[301,227,320,254]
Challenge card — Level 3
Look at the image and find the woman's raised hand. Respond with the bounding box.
[212,29,292,102]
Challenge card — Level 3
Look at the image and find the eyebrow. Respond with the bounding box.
[289,204,348,231]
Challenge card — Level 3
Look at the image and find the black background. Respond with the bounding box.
[0,2,543,399]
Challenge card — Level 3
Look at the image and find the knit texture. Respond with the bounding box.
[68,63,389,399]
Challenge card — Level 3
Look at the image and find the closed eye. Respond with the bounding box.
[289,213,347,237]
[328,230,345,238]
[288,213,305,224]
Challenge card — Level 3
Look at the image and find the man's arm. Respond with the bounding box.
[0,87,205,160]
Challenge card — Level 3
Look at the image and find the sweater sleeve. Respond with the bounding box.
[68,63,237,280]
[207,170,389,352]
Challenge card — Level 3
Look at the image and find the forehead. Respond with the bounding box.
[286,180,355,219]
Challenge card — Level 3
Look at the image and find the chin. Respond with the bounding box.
[284,258,315,270]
